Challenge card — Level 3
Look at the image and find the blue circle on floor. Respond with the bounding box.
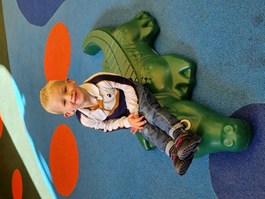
[209,103,265,199]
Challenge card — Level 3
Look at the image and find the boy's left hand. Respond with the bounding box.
[128,113,146,134]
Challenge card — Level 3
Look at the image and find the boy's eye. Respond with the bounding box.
[62,86,67,106]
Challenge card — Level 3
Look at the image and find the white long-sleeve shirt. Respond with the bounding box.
[77,72,139,132]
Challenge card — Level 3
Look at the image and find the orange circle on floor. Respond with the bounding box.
[12,169,23,199]
[0,113,3,138]
[50,124,79,196]
[44,22,71,81]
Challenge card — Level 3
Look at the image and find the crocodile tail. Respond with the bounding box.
[82,29,138,81]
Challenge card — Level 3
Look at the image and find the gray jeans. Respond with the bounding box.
[133,82,182,152]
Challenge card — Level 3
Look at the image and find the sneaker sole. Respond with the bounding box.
[178,136,202,160]
[177,155,194,176]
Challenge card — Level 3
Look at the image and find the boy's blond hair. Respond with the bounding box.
[40,80,63,114]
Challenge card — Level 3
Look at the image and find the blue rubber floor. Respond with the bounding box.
[2,0,265,198]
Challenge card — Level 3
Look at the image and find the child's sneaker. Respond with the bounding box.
[171,132,202,160]
[172,153,194,176]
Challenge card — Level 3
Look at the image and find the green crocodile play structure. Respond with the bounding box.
[82,11,252,158]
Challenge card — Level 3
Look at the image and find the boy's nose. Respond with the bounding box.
[66,91,74,102]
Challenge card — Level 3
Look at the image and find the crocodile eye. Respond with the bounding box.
[223,139,234,147]
[223,125,234,135]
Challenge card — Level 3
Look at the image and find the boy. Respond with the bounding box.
[40,72,202,175]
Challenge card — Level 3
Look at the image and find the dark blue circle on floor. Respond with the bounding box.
[16,0,65,26]
[209,103,265,199]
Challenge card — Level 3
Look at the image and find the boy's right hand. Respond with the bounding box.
[128,113,146,134]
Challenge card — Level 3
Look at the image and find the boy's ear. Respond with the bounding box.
[66,78,76,84]
[63,111,76,118]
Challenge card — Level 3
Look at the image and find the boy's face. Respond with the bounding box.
[49,79,86,117]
